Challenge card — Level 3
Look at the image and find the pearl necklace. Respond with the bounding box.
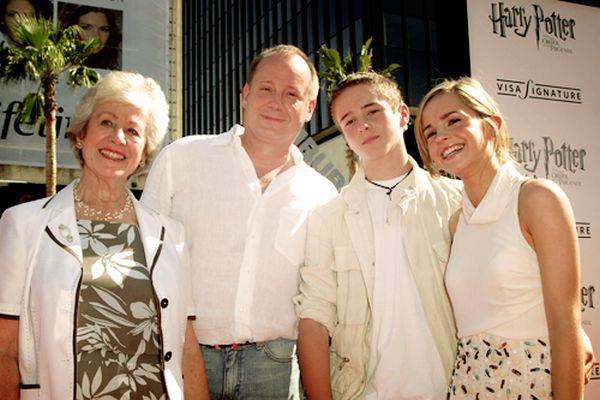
[73,185,134,221]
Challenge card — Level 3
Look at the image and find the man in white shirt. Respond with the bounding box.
[141,45,337,399]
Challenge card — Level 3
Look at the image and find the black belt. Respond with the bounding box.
[200,341,260,351]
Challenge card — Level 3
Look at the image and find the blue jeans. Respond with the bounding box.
[200,338,301,400]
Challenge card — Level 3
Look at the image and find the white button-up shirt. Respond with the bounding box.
[142,125,337,344]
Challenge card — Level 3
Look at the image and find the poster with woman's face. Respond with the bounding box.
[0,0,168,170]
[58,2,123,71]
[1,0,52,44]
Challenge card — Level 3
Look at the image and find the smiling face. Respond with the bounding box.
[78,101,147,183]
[420,92,497,179]
[332,83,409,170]
[4,0,35,41]
[241,54,316,149]
[78,11,110,53]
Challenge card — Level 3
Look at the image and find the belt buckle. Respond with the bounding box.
[213,342,245,351]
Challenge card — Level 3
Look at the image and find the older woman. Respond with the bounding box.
[0,72,208,399]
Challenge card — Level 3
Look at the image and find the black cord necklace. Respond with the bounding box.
[365,168,413,199]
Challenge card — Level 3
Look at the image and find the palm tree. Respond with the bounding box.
[0,15,100,196]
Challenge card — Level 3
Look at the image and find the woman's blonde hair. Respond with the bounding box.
[414,76,511,177]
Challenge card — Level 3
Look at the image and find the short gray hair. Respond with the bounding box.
[67,71,169,173]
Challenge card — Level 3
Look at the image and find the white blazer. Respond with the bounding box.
[0,181,194,400]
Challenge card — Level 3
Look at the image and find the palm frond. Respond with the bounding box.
[318,37,401,96]
[10,15,53,48]
[67,65,100,88]
[381,63,401,78]
[358,37,373,72]
[18,92,45,125]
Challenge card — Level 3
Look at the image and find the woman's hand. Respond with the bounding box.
[0,317,19,400]
[183,320,209,399]
[582,328,596,384]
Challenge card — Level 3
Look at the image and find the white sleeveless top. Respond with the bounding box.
[445,162,549,339]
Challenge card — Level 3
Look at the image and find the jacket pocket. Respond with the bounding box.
[330,349,363,398]
[432,240,450,271]
[332,247,368,324]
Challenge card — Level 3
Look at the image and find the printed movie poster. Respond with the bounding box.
[0,0,169,169]
[467,0,600,397]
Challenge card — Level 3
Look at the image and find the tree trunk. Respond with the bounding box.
[43,77,57,196]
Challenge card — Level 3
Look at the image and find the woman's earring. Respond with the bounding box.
[139,159,146,168]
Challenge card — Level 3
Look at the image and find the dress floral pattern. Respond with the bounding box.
[75,220,167,400]
[448,333,552,399]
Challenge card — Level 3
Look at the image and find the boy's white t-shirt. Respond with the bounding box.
[363,176,447,400]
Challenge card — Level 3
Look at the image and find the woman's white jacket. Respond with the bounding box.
[0,181,194,400]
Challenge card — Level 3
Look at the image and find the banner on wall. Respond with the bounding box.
[0,0,169,169]
[467,0,600,396]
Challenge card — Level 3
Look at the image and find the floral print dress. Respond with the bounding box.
[75,220,167,400]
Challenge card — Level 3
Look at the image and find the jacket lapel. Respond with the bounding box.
[45,182,83,265]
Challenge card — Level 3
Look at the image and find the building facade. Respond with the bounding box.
[181,0,597,172]
[182,0,470,162]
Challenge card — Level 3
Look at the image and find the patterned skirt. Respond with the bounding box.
[448,333,552,399]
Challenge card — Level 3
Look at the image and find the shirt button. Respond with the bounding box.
[160,298,169,308]
[164,351,172,361]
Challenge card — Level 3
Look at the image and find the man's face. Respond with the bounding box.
[241,54,316,149]
[332,83,409,166]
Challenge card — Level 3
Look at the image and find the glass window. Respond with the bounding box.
[259,16,266,45]
[319,89,329,131]
[307,9,314,54]
[277,1,283,26]
[317,3,325,44]
[288,23,294,43]
[341,0,350,27]
[328,0,336,33]
[383,0,403,14]
[384,13,403,48]
[408,51,428,105]
[342,27,350,56]
[297,16,304,50]
[354,19,363,69]
[353,0,361,21]
[407,16,425,51]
